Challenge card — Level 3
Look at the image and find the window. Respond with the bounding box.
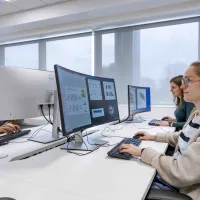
[95,22,199,105]
[46,36,92,75]
[102,33,115,68]
[140,22,198,104]
[5,43,39,69]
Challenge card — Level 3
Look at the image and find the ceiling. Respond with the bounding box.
[0,0,200,43]
[0,0,70,15]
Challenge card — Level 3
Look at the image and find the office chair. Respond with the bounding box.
[145,188,192,200]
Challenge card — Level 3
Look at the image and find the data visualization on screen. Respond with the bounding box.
[103,81,116,100]
[128,85,151,116]
[55,65,120,136]
[86,77,119,126]
[88,79,103,101]
[55,67,92,133]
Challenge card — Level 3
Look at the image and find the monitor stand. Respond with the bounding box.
[29,91,64,144]
[109,120,121,125]
[61,131,108,151]
[126,115,145,123]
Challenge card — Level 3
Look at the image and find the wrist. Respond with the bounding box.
[150,135,156,141]
[139,148,143,157]
[168,122,173,127]
[141,148,145,156]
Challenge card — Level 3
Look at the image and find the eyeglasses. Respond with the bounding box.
[182,77,200,87]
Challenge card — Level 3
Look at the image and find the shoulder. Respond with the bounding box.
[183,100,195,109]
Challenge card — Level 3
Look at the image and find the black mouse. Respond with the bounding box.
[161,117,167,121]
[0,198,16,200]
[133,134,143,139]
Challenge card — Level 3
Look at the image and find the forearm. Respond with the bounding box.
[141,144,200,188]
[155,131,180,147]
[171,118,177,122]
[171,122,185,130]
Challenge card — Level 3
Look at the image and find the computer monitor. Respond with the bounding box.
[0,66,63,143]
[128,85,151,122]
[87,77,119,126]
[0,66,55,120]
[54,64,120,151]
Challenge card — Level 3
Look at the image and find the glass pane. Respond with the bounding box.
[140,22,198,105]
[46,36,92,75]
[102,33,115,68]
[5,43,39,69]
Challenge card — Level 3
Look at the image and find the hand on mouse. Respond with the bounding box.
[120,144,142,157]
[135,131,156,141]
[162,116,175,121]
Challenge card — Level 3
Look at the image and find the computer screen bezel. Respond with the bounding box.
[128,85,151,116]
[54,64,120,136]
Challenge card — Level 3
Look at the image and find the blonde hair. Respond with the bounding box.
[187,61,200,119]
[190,61,200,77]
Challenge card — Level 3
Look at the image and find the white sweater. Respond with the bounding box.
[141,111,200,200]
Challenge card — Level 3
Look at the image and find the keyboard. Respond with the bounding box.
[107,138,141,160]
[0,130,31,146]
[148,119,161,126]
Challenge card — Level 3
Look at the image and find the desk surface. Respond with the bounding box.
[0,120,175,200]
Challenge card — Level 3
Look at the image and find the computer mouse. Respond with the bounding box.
[0,198,16,200]
[161,117,167,121]
[133,134,143,139]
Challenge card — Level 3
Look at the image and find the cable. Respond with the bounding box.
[48,104,53,124]
[111,123,131,131]
[100,127,126,138]
[41,104,62,134]
[66,133,101,156]
[40,105,53,125]
[9,123,50,143]
[120,116,129,123]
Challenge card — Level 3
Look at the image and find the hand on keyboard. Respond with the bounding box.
[107,138,142,160]
[0,123,20,134]
[120,144,142,157]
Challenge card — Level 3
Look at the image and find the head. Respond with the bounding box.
[181,61,200,107]
[170,75,183,107]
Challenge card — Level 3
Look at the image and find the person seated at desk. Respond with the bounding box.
[0,121,20,134]
[120,61,200,200]
[154,75,194,131]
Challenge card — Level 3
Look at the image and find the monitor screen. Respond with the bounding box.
[128,85,151,116]
[86,77,119,126]
[54,65,119,136]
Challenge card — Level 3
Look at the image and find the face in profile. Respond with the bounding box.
[170,82,182,97]
[181,66,200,103]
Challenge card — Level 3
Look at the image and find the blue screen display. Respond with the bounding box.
[128,85,151,115]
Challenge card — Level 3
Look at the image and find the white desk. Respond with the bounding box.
[0,120,175,200]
